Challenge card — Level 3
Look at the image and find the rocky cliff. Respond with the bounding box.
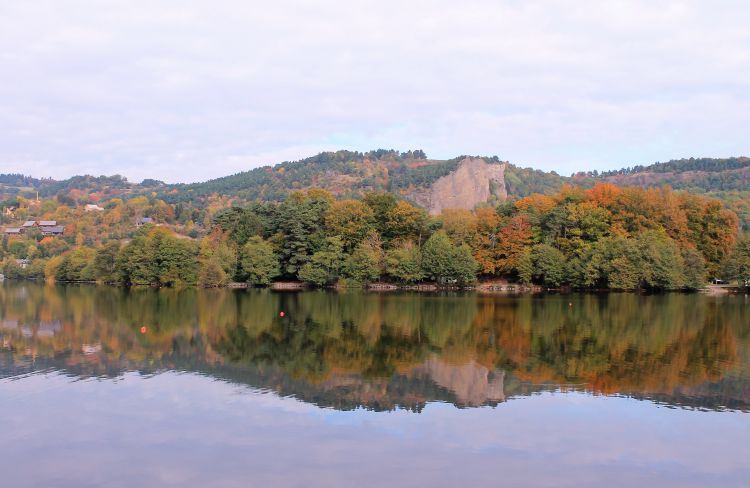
[407,157,507,214]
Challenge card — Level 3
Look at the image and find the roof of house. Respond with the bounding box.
[42,226,64,234]
[139,217,154,224]
[38,220,57,226]
[4,227,23,233]
[22,220,36,227]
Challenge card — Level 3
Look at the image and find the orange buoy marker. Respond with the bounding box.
[279,312,285,317]
[140,326,147,334]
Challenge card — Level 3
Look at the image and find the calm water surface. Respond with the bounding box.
[1,282,749,487]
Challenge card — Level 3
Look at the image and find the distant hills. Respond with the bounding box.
[2,151,749,228]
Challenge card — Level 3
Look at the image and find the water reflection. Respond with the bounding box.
[1,282,749,411]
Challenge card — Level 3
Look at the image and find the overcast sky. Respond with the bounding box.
[1,0,749,183]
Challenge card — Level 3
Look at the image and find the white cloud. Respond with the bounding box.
[0,0,749,182]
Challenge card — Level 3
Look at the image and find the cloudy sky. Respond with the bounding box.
[1,0,749,183]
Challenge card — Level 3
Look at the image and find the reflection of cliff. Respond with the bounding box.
[413,358,505,405]
[2,282,750,412]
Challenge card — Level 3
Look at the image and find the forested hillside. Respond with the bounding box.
[2,151,749,230]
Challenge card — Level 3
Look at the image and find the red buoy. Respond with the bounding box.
[140,326,147,334]
[279,311,285,317]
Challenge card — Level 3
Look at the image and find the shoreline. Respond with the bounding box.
[2,276,747,294]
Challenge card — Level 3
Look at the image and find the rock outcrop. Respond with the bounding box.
[408,157,507,214]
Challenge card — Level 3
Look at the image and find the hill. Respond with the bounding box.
[147,150,569,214]
[2,151,748,227]
[1,149,568,215]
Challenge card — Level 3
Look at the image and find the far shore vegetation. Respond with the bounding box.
[2,183,749,291]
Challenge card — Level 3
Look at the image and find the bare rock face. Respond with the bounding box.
[409,157,507,215]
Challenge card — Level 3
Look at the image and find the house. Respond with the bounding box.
[41,225,64,236]
[3,227,24,236]
[137,217,154,226]
[15,259,30,269]
[85,204,104,212]
[22,220,36,228]
[38,220,57,227]
[3,206,17,217]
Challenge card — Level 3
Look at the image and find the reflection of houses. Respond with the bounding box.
[0,319,19,330]
[0,319,61,338]
[37,321,62,337]
[82,343,103,355]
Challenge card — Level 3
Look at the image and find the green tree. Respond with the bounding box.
[363,192,398,238]
[199,229,238,280]
[298,237,345,286]
[516,251,533,285]
[637,231,685,290]
[421,230,478,285]
[342,233,384,284]
[150,232,197,286]
[198,257,227,287]
[681,247,706,290]
[212,206,265,245]
[93,241,121,283]
[275,190,331,275]
[530,244,566,287]
[241,236,280,286]
[385,240,424,284]
[451,243,480,285]
[116,229,197,286]
[582,236,642,289]
[722,236,750,287]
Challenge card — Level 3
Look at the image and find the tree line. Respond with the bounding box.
[3,182,748,289]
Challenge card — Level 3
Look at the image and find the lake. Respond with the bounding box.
[1,282,749,487]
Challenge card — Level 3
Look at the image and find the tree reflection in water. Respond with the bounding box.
[1,282,748,411]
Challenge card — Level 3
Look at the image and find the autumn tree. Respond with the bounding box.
[472,207,501,275]
[496,215,533,277]
[385,200,429,243]
[325,199,376,250]
[440,208,477,245]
